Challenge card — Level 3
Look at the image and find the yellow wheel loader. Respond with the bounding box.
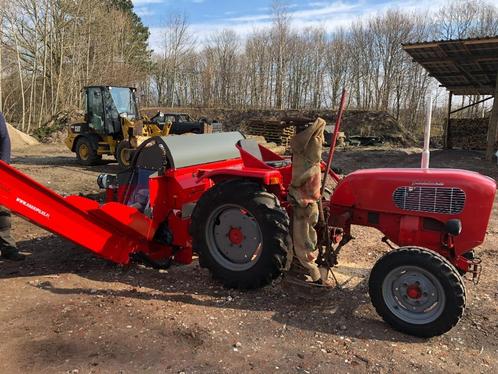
[65,86,171,167]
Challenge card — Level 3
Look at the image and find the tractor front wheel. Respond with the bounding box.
[191,180,289,289]
[369,247,466,337]
[76,137,101,166]
[116,140,132,168]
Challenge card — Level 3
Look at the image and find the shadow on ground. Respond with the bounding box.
[0,235,421,345]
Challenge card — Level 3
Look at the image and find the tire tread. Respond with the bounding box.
[191,179,289,289]
[369,246,466,338]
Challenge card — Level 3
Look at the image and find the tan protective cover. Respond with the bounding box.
[288,118,326,282]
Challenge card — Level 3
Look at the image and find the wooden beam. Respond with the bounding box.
[450,96,494,114]
[464,38,498,45]
[441,85,494,95]
[431,71,497,79]
[485,74,498,160]
[403,37,498,49]
[443,84,494,89]
[415,55,498,64]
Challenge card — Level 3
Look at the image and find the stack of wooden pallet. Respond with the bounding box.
[242,120,296,148]
[449,118,488,150]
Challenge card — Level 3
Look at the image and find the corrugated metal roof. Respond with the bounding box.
[403,36,498,95]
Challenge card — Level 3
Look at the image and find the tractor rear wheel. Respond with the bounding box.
[369,247,466,337]
[76,137,101,166]
[191,180,289,289]
[116,140,132,168]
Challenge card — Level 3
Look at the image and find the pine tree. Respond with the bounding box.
[106,0,151,69]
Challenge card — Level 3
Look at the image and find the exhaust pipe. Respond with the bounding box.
[421,93,433,169]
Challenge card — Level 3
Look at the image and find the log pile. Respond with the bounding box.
[241,119,296,148]
[143,107,414,146]
[449,118,488,150]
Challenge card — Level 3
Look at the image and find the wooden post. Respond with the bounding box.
[445,91,453,149]
[486,75,498,161]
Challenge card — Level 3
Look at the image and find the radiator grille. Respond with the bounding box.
[393,186,465,215]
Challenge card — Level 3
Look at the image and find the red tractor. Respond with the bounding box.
[0,129,495,338]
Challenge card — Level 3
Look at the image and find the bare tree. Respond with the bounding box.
[0,0,150,130]
[271,1,290,110]
[153,13,194,107]
[2,0,497,135]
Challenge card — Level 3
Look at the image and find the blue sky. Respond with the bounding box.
[131,0,498,51]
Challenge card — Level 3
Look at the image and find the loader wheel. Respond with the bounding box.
[369,247,466,338]
[191,180,289,289]
[116,140,132,168]
[76,138,101,166]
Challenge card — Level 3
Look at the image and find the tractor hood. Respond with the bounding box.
[331,168,496,252]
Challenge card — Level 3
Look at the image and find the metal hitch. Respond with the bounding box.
[471,257,482,285]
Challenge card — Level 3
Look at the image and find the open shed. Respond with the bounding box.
[403,36,498,160]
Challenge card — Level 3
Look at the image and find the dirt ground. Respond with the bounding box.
[1,144,497,374]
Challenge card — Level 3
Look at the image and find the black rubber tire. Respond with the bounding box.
[191,180,289,289]
[369,247,466,338]
[116,140,132,168]
[75,137,101,166]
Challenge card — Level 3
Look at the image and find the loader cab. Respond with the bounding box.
[84,86,139,136]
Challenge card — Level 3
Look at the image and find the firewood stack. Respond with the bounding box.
[241,119,296,148]
[448,118,488,150]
